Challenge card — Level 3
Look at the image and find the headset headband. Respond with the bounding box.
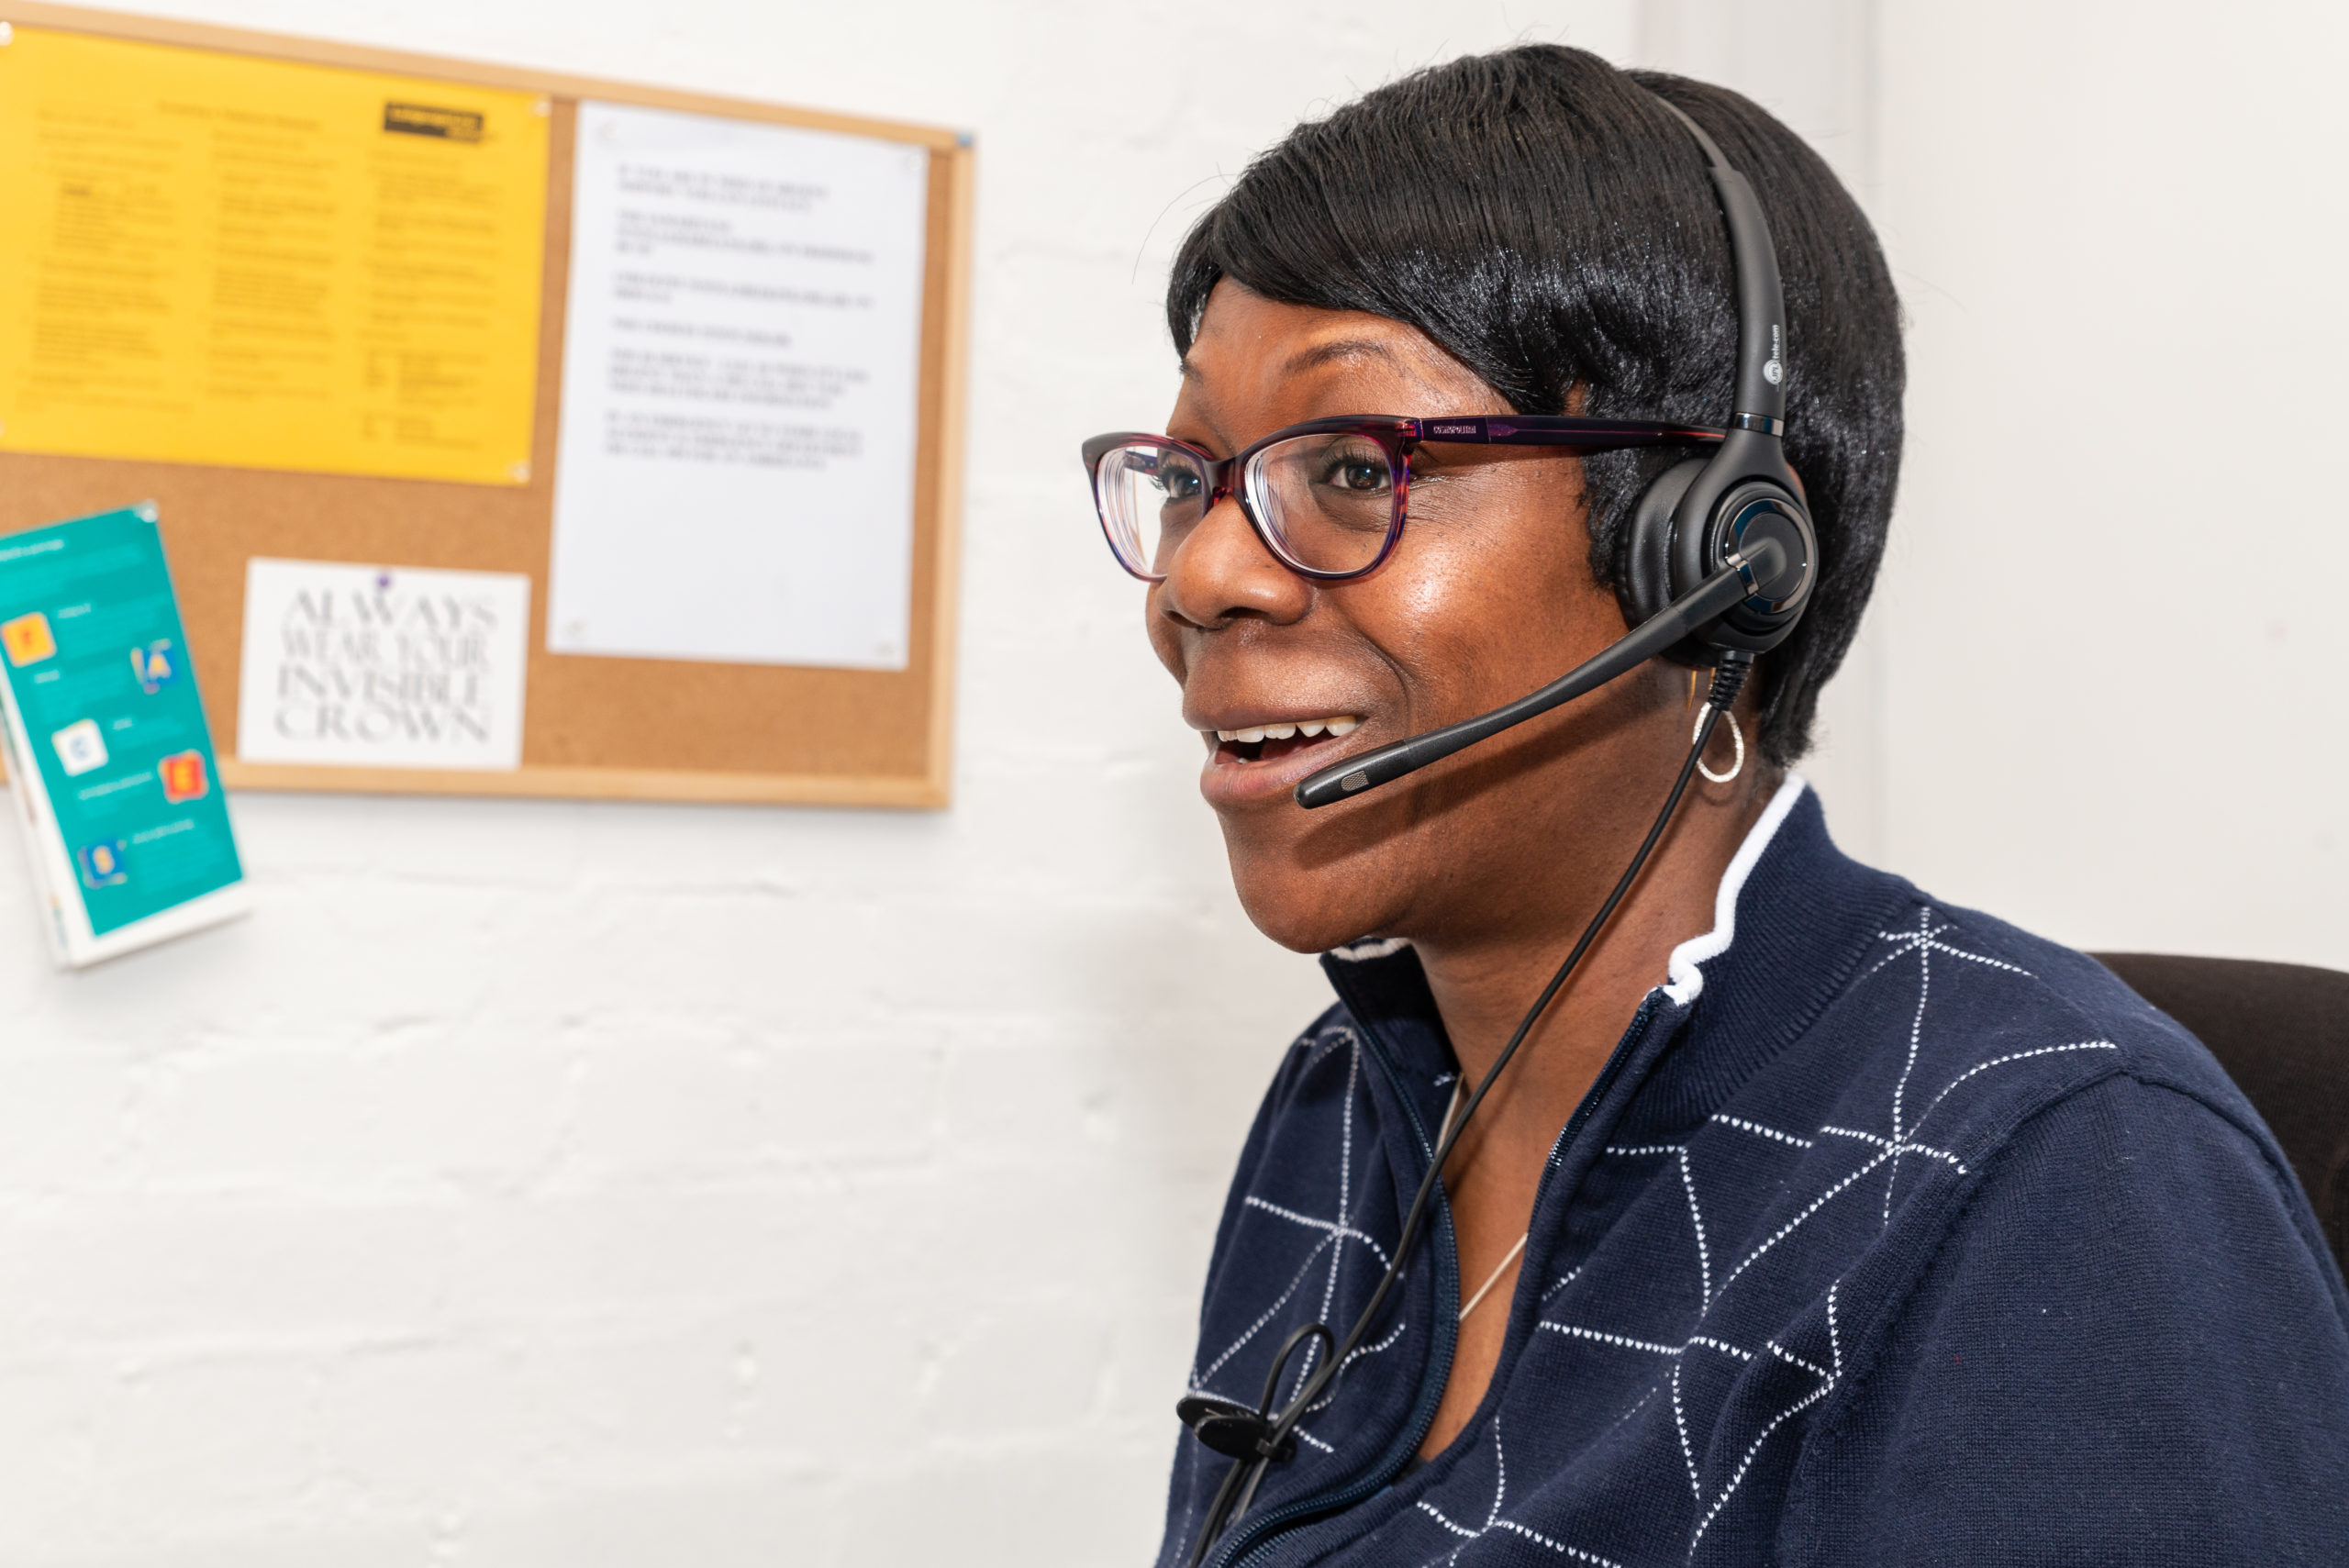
[1650,97,1788,434]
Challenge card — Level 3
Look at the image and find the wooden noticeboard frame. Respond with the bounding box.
[0,3,973,807]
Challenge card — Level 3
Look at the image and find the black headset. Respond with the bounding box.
[1292,96,1817,811]
[1183,92,1822,1568]
[1622,101,1818,666]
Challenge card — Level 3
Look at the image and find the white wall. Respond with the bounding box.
[1648,0,2349,969]
[0,4,1636,1565]
[1633,0,1893,861]
[6,4,2341,1564]
[1870,0,2349,966]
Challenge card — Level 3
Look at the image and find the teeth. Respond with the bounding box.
[1213,716,1361,744]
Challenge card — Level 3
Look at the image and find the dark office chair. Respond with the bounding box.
[2093,953,2349,1275]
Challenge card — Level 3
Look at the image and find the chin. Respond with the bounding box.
[1219,832,1401,956]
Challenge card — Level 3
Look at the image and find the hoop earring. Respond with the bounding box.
[1693,708,1744,784]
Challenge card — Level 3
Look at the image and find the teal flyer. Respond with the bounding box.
[0,505,243,939]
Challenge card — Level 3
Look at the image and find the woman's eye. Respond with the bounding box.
[1318,449,1390,493]
[1161,464,1203,500]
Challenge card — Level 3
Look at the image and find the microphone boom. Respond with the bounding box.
[1294,541,1786,810]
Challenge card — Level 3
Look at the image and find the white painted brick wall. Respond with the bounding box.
[0,4,1637,1562]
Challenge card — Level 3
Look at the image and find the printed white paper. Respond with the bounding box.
[237,559,531,770]
[547,101,930,670]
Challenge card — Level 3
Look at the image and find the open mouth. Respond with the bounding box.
[1209,715,1360,766]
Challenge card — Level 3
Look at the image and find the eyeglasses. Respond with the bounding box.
[1081,415,1723,584]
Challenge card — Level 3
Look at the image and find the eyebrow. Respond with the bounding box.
[1281,337,1408,378]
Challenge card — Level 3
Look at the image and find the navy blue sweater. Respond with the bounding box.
[1160,781,2349,1567]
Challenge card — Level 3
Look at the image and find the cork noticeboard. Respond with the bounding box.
[0,3,972,807]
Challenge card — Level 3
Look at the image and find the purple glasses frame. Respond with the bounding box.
[1081,414,1724,584]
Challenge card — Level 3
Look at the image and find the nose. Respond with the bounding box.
[1154,494,1312,631]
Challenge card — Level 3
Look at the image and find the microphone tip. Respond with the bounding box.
[1297,764,1378,809]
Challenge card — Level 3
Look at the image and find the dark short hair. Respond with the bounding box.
[1166,45,1903,766]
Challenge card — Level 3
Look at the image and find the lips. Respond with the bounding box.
[1196,712,1367,806]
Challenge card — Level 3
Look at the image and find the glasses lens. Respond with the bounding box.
[1246,432,1397,576]
[1095,441,1208,579]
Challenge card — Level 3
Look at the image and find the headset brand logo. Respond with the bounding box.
[383,103,484,142]
[1763,323,1784,386]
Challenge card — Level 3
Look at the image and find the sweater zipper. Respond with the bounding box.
[1206,1028,1460,1568]
[1211,995,1674,1568]
[1542,991,1666,1180]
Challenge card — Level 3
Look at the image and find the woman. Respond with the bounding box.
[1084,46,2349,1568]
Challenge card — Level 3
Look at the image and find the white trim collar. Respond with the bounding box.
[1660,773,1809,1006]
[1330,935,1411,962]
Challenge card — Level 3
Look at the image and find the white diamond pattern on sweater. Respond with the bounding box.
[1183,907,2120,1567]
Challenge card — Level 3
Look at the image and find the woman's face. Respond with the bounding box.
[1151,282,1712,955]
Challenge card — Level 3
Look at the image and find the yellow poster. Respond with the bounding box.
[0,27,549,485]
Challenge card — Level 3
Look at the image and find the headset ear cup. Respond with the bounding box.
[1617,458,1711,664]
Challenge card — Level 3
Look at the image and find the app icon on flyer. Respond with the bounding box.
[2,612,56,667]
[130,639,179,694]
[50,717,108,776]
[158,749,209,803]
[75,839,128,889]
